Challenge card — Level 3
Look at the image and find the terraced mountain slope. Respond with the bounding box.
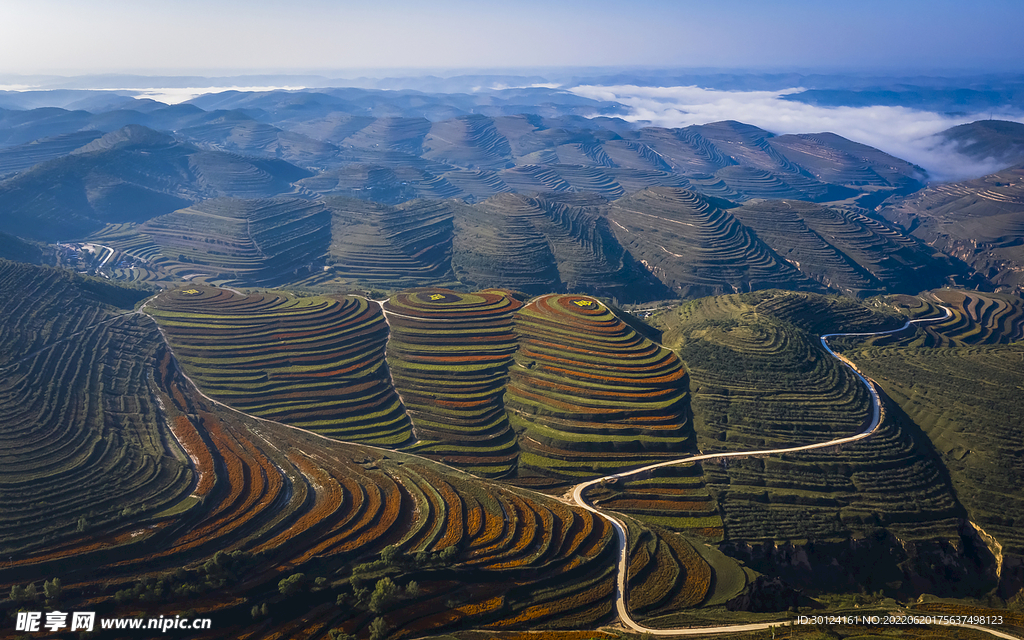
[507,294,697,483]
[603,188,823,298]
[0,338,629,637]
[835,289,1024,348]
[178,116,344,169]
[147,287,413,446]
[728,200,967,296]
[0,267,734,638]
[0,261,189,553]
[85,197,332,286]
[385,288,522,478]
[878,164,1024,294]
[0,130,104,178]
[651,291,968,593]
[322,197,457,287]
[453,192,670,302]
[0,125,311,241]
[843,337,1024,597]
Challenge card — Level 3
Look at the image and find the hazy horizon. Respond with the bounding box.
[2,0,1022,74]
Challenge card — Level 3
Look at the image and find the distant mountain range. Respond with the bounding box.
[0,87,1021,299]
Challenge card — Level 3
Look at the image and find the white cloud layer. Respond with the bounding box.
[569,84,1024,183]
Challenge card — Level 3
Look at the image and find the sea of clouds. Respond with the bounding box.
[569,84,1024,183]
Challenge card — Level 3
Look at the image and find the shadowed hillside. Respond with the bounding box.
[729,199,967,296]
[603,188,823,297]
[878,164,1024,294]
[0,125,311,241]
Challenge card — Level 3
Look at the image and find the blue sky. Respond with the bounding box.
[1,0,1022,74]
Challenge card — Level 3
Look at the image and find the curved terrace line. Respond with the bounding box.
[134,292,1015,639]
[567,304,1021,638]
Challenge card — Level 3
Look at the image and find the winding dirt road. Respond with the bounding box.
[135,292,1013,638]
[566,304,1024,638]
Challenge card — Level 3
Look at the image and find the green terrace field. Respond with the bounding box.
[146,286,413,446]
[651,291,964,563]
[583,462,724,541]
[835,290,1024,596]
[87,197,332,286]
[0,261,190,553]
[385,288,523,478]
[506,294,697,484]
[835,289,1024,348]
[1,264,746,637]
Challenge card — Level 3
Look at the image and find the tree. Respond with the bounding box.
[369,578,398,613]
[404,580,420,598]
[438,545,458,563]
[43,578,61,604]
[9,584,25,602]
[380,545,400,566]
[328,630,355,640]
[24,583,38,603]
[369,617,388,640]
[278,573,306,597]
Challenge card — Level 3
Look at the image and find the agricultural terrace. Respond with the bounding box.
[506,294,696,483]
[146,286,412,446]
[653,292,963,548]
[583,462,724,541]
[385,288,523,477]
[843,289,1024,348]
[2,348,626,639]
[0,262,191,554]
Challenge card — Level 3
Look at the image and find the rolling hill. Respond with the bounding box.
[0,125,311,241]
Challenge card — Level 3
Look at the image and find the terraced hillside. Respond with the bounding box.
[422,115,515,170]
[506,294,696,483]
[651,292,966,581]
[878,164,1024,293]
[385,288,523,478]
[0,344,633,637]
[0,130,104,178]
[935,120,1024,168]
[728,200,965,297]
[842,338,1024,596]
[769,131,925,191]
[147,287,413,446]
[298,164,463,203]
[603,188,823,298]
[0,125,311,241]
[86,197,332,286]
[840,289,1024,348]
[322,197,457,287]
[0,261,189,553]
[0,269,733,637]
[454,192,669,302]
[177,117,344,169]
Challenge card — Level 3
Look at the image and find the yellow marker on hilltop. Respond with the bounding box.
[429,294,446,300]
[573,299,595,308]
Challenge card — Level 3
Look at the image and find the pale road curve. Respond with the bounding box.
[133,293,1011,639]
[569,304,1020,639]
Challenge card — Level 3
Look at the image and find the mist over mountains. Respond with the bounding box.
[3,70,1022,183]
